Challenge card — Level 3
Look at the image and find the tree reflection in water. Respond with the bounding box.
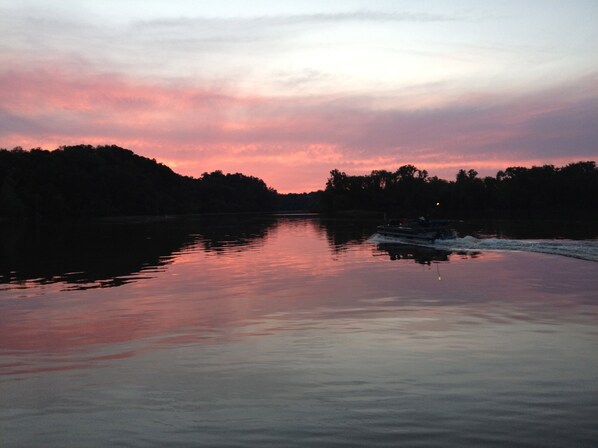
[6,214,582,291]
[0,215,277,290]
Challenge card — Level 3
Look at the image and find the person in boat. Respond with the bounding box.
[418,216,429,227]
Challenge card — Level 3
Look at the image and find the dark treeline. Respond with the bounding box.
[276,191,324,212]
[0,145,277,217]
[322,162,598,218]
[2,144,597,218]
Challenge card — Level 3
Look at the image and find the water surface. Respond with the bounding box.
[1,216,597,447]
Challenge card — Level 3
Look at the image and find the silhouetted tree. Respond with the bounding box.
[0,145,277,218]
[321,161,598,218]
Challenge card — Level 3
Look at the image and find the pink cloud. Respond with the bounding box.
[1,67,597,192]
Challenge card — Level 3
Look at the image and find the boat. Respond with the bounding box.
[376,217,456,242]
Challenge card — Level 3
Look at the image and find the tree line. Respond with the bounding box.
[0,145,277,218]
[321,162,598,217]
[1,144,596,218]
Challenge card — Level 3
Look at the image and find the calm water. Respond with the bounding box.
[1,216,598,447]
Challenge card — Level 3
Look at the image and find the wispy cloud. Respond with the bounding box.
[0,5,462,89]
[137,10,457,28]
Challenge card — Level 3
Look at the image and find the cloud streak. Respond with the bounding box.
[137,10,457,29]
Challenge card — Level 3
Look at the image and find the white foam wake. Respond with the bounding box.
[368,234,598,262]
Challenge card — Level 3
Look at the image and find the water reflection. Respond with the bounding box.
[1,217,598,448]
[4,215,596,294]
[317,217,378,251]
[0,219,190,290]
[2,216,596,294]
[374,243,452,264]
[0,216,277,291]
[0,215,393,292]
[193,214,276,253]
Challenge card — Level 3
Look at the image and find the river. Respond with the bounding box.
[1,215,597,447]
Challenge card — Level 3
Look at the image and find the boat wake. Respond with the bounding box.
[369,234,598,262]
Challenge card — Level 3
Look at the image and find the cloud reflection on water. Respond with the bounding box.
[1,216,597,377]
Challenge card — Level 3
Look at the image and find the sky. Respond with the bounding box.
[1,0,597,192]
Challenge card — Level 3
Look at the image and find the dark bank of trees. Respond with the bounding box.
[2,144,596,219]
[0,145,277,218]
[277,191,324,212]
[322,162,598,218]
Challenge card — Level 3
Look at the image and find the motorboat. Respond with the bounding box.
[376,217,456,242]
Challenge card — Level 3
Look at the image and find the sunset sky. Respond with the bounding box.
[1,0,597,192]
